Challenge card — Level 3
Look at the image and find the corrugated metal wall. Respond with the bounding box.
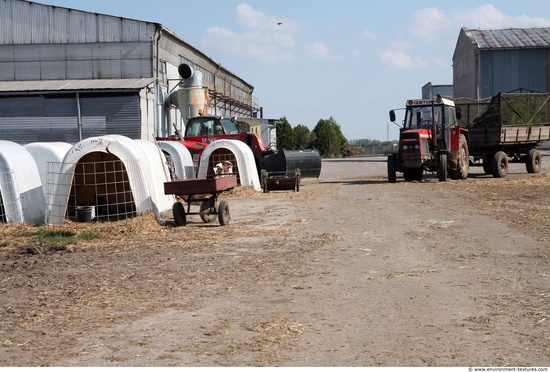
[0,93,140,144]
[480,49,547,97]
[0,0,157,44]
[0,42,153,81]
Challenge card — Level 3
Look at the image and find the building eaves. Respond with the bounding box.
[0,78,156,93]
[464,27,550,49]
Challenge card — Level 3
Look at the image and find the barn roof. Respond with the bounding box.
[0,78,156,94]
[463,27,550,49]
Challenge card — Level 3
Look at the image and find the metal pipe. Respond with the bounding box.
[76,92,82,141]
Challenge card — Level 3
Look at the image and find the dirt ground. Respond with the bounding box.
[1,156,550,367]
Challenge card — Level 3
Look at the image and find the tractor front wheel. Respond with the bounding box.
[387,154,397,183]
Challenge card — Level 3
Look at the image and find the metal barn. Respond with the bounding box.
[0,0,260,145]
[453,27,550,99]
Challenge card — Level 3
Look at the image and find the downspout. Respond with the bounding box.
[154,25,163,138]
[475,49,481,100]
[76,92,83,141]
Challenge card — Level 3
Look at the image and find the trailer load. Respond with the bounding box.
[455,91,550,177]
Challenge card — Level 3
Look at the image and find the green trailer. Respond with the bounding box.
[455,91,550,177]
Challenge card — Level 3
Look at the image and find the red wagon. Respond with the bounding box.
[163,175,237,226]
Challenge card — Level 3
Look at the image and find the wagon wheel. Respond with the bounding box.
[199,200,217,223]
[172,202,187,227]
[526,148,541,173]
[491,151,508,178]
[218,200,230,226]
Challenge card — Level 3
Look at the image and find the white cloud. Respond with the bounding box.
[236,3,300,32]
[379,42,427,70]
[201,3,301,63]
[407,5,550,42]
[409,7,449,41]
[362,28,378,41]
[455,4,550,29]
[306,42,337,59]
[202,27,295,62]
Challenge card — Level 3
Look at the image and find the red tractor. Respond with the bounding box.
[162,115,321,181]
[387,96,469,182]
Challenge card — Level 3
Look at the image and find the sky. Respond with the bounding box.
[41,0,550,141]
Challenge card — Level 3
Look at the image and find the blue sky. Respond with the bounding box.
[41,1,550,141]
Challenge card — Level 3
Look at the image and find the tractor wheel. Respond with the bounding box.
[403,168,423,181]
[172,202,187,227]
[449,134,469,180]
[438,153,448,182]
[526,148,542,173]
[218,200,230,225]
[491,151,508,178]
[387,154,397,183]
[199,200,217,223]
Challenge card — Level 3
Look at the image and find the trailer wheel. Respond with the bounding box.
[482,157,491,174]
[438,153,448,182]
[491,151,508,178]
[199,200,217,223]
[218,200,230,225]
[526,148,542,173]
[387,154,397,183]
[173,202,187,227]
[449,134,469,180]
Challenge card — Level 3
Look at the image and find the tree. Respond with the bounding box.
[275,117,295,150]
[293,124,311,149]
[311,117,347,158]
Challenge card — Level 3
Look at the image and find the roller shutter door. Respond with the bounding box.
[0,92,140,144]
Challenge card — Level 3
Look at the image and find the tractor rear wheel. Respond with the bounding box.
[173,202,187,227]
[218,200,230,225]
[491,151,508,178]
[526,148,542,173]
[449,134,469,180]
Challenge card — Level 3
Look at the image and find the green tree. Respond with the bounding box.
[293,124,311,149]
[276,117,296,150]
[311,117,347,158]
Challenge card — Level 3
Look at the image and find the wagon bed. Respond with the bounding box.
[164,175,237,226]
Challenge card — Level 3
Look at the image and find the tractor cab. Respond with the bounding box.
[399,97,460,152]
[184,116,241,137]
